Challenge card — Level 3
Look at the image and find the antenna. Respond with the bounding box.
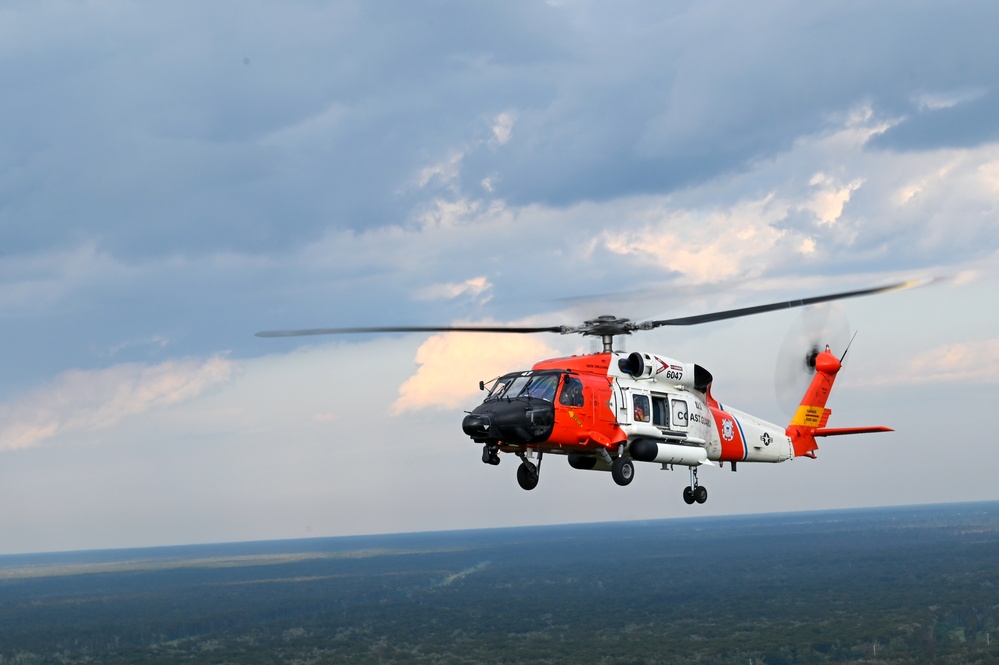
[839,330,859,363]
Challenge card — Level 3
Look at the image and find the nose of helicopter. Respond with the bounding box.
[462,413,492,439]
[462,399,555,445]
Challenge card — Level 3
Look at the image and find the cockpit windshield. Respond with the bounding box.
[522,374,558,401]
[485,375,515,400]
[484,372,560,402]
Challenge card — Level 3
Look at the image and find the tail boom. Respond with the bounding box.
[785,348,891,458]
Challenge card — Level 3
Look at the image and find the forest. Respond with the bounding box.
[1,502,997,664]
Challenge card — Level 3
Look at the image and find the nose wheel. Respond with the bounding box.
[683,466,708,504]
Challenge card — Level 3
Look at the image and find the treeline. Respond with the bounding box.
[1,503,998,664]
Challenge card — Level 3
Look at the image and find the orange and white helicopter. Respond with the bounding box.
[257,281,919,505]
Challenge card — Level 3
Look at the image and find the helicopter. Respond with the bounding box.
[257,280,921,505]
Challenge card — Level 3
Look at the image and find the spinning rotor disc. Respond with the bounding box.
[257,280,925,353]
[774,303,852,416]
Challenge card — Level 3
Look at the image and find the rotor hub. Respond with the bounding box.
[575,315,634,338]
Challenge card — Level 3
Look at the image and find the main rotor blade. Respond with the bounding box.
[255,324,566,338]
[648,279,925,327]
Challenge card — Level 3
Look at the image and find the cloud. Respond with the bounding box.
[806,173,863,225]
[5,101,998,399]
[602,196,788,283]
[860,339,999,388]
[414,276,493,303]
[0,356,237,451]
[490,111,516,146]
[261,102,352,148]
[392,332,561,414]
[418,151,465,189]
[6,1,999,263]
[869,90,999,152]
[906,339,999,384]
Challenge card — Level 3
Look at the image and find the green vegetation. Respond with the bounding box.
[1,503,998,664]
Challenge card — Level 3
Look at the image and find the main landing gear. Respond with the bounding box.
[480,445,635,492]
[598,448,634,487]
[682,466,708,505]
[611,456,634,486]
[515,451,541,491]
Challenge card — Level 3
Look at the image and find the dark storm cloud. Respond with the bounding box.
[869,90,999,151]
[5,1,998,260]
[0,1,570,257]
[479,2,999,206]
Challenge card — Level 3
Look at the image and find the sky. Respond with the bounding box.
[1,0,998,555]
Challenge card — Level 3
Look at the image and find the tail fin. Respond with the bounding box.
[785,347,893,458]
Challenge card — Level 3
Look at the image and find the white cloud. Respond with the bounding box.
[602,195,787,283]
[417,197,484,229]
[417,151,465,189]
[414,276,493,302]
[859,338,999,388]
[913,88,986,111]
[393,332,561,413]
[805,173,863,225]
[490,111,516,146]
[977,160,999,190]
[0,356,237,451]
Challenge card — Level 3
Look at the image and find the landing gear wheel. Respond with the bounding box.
[693,485,708,504]
[682,486,695,505]
[611,456,635,486]
[516,462,540,491]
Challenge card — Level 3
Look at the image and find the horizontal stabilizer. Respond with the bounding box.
[814,426,893,437]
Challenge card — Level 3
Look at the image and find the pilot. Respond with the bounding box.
[559,378,584,407]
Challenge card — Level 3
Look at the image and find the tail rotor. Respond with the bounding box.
[774,303,851,416]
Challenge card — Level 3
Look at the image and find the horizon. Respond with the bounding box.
[3,498,994,561]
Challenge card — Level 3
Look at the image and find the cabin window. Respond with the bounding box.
[633,394,650,422]
[559,376,584,407]
[671,399,689,428]
[652,395,670,428]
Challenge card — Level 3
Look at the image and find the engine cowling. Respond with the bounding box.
[619,352,713,392]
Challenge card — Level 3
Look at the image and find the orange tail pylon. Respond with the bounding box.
[786,347,892,458]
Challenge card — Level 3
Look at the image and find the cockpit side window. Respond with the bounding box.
[559,376,584,407]
[485,376,513,400]
[485,373,527,401]
[522,374,558,401]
